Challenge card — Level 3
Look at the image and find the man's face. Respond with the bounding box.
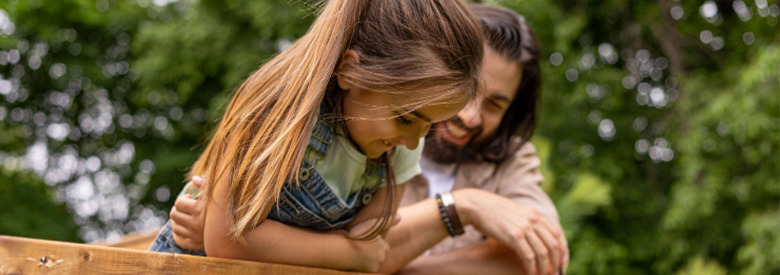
[424,48,522,162]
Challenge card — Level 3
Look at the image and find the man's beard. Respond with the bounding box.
[423,116,484,164]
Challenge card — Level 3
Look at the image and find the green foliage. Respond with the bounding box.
[738,210,780,274]
[0,168,80,241]
[677,256,727,275]
[128,0,317,211]
[555,172,612,239]
[0,0,315,242]
[0,0,778,273]
[495,0,779,273]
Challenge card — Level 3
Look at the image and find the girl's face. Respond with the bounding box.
[342,88,466,159]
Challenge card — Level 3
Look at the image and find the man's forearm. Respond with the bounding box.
[377,188,492,273]
[400,239,522,275]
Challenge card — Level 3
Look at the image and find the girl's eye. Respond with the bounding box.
[396,114,413,125]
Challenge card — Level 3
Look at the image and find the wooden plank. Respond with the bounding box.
[93,229,158,250]
[0,235,372,275]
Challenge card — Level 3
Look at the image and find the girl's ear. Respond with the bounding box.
[336,50,360,91]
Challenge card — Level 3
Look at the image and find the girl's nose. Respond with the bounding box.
[395,123,429,150]
[398,134,420,150]
[457,100,482,128]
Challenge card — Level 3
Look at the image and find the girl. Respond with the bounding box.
[149,0,484,272]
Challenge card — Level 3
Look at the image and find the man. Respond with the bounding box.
[376,5,567,274]
[169,4,567,274]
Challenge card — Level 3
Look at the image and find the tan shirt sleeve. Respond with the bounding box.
[492,140,561,229]
[428,139,567,255]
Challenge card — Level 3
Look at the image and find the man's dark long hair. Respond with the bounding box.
[469,4,542,163]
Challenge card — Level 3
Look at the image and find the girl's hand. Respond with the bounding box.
[345,216,400,272]
[346,231,390,272]
[171,176,206,250]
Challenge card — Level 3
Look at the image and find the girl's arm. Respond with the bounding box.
[374,195,448,273]
[203,171,389,272]
[346,182,407,237]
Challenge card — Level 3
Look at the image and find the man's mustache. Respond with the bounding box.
[424,116,485,164]
[439,116,483,137]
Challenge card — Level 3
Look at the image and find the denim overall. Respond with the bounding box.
[149,113,386,255]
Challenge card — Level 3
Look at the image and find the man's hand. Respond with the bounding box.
[454,188,568,275]
[170,176,206,250]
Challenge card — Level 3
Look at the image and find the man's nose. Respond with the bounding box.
[457,101,482,128]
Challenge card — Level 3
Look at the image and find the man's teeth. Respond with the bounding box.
[446,122,468,138]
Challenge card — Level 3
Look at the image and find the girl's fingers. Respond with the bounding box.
[173,195,201,216]
[192,175,205,189]
[172,233,204,250]
[171,219,202,243]
[380,214,403,238]
[170,219,189,239]
[390,214,402,227]
[170,206,200,234]
[347,218,378,239]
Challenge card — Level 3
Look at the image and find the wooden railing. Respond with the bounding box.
[0,235,372,274]
[92,229,159,250]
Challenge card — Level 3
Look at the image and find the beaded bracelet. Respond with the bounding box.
[435,192,464,237]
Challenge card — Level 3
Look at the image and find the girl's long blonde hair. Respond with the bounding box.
[192,0,484,242]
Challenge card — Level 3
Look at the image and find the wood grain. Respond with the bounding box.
[0,235,372,274]
[92,229,158,250]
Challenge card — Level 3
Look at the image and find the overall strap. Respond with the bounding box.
[307,104,335,156]
[307,119,333,155]
[364,158,387,179]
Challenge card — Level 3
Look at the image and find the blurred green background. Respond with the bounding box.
[0,0,777,273]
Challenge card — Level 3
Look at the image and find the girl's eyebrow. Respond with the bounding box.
[409,110,432,123]
[399,107,432,123]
